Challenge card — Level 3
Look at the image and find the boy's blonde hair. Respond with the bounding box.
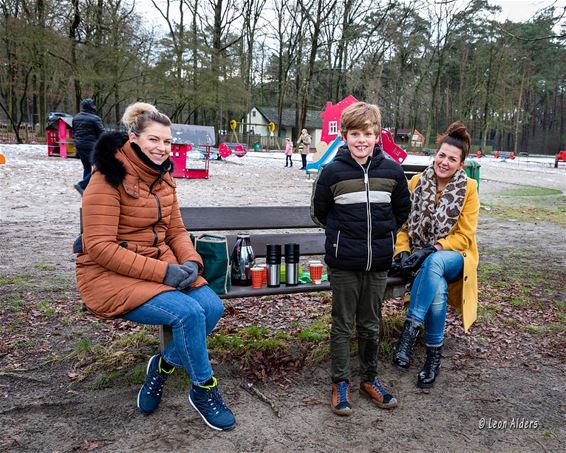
[340,102,381,138]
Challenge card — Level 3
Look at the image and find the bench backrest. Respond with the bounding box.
[181,206,325,257]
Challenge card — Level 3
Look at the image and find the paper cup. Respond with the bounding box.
[251,267,263,289]
[309,263,323,285]
[257,264,267,285]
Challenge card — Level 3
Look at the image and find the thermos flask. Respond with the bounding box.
[231,234,255,286]
[285,243,300,286]
[266,244,281,287]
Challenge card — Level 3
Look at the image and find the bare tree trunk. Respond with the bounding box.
[513,66,527,154]
[69,0,81,111]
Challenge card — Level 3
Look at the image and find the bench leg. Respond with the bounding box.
[159,325,173,352]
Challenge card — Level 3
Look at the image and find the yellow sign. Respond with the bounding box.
[230,119,237,131]
[268,121,276,133]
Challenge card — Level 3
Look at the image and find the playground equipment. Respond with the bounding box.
[46,115,76,158]
[494,150,515,160]
[305,128,408,175]
[169,124,215,179]
[219,142,248,158]
[555,151,566,168]
[170,143,212,179]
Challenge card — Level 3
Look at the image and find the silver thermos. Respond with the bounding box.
[266,244,281,287]
[285,243,300,286]
[231,234,255,286]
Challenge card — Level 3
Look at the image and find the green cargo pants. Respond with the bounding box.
[328,267,387,383]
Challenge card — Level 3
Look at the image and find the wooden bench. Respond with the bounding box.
[159,206,406,348]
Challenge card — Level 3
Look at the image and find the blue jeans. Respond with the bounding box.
[123,285,224,386]
[77,146,93,190]
[406,251,463,347]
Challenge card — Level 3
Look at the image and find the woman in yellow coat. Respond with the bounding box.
[391,121,479,388]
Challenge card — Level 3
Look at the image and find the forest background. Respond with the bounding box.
[1,0,565,153]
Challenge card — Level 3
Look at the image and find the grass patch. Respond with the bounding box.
[89,362,147,389]
[510,298,528,307]
[0,273,34,287]
[498,186,562,197]
[298,314,331,342]
[525,325,544,335]
[39,275,72,292]
[36,299,57,317]
[33,262,55,270]
[115,328,159,348]
[478,304,500,321]
[487,205,566,225]
[1,295,25,313]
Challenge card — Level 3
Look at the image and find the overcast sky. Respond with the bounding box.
[136,0,565,33]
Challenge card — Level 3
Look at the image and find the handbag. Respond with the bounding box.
[191,234,231,295]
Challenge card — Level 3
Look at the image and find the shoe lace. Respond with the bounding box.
[145,369,169,396]
[369,378,388,396]
[337,382,349,403]
[196,385,228,416]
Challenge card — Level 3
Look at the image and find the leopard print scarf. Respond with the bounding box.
[407,164,468,251]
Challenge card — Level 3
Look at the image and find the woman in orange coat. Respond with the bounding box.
[75,102,235,431]
[391,122,479,388]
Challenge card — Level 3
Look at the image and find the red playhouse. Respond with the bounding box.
[318,95,407,163]
[169,124,216,179]
[46,115,77,158]
[555,151,566,168]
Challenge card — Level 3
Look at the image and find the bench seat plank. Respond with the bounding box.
[182,206,316,231]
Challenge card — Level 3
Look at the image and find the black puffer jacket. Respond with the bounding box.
[73,99,105,153]
[311,144,411,271]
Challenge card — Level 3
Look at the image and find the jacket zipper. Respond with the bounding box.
[149,177,163,249]
[335,230,341,258]
[358,160,372,271]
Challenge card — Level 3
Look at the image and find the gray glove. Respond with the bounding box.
[163,264,190,288]
[177,260,200,290]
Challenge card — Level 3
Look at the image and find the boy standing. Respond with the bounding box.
[311,102,410,415]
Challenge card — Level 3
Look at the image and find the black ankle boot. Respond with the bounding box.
[392,319,421,371]
[417,346,442,388]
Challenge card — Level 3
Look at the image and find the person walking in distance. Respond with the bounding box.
[73,98,104,195]
[284,137,294,167]
[297,128,311,170]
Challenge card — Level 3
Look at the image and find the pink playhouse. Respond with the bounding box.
[46,115,77,158]
[169,124,216,179]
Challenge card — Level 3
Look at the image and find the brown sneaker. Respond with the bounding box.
[331,381,352,416]
[360,378,398,409]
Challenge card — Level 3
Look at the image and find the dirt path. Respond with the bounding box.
[0,146,564,452]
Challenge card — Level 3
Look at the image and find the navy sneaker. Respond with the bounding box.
[137,354,175,414]
[189,377,236,431]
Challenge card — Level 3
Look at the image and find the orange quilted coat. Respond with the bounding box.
[76,132,205,318]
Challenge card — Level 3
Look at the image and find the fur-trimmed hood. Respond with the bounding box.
[92,131,173,188]
[92,131,129,187]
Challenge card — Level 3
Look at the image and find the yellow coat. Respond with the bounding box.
[394,175,480,332]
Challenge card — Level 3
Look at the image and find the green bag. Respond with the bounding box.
[192,234,231,295]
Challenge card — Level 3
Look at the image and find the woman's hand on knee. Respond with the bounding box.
[164,264,190,288]
[177,261,200,289]
[402,246,436,274]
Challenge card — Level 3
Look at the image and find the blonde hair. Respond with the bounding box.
[340,102,381,137]
[121,102,171,135]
